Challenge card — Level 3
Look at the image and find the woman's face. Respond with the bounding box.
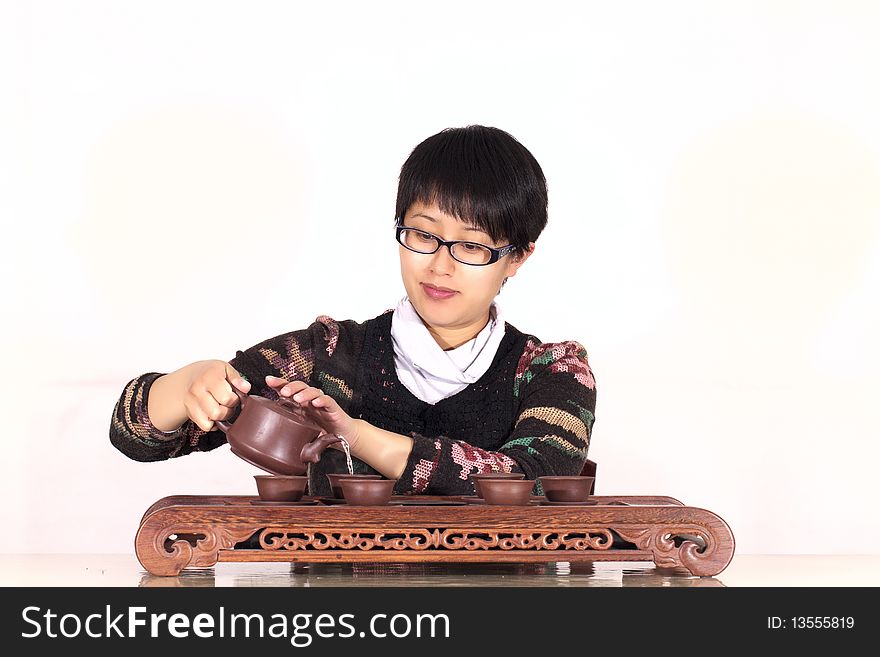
[398,200,534,335]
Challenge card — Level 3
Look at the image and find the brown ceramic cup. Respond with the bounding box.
[470,472,526,498]
[539,476,595,502]
[326,473,383,499]
[339,478,397,506]
[478,478,535,506]
[254,475,308,502]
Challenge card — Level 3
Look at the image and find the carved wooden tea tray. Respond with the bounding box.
[135,494,735,577]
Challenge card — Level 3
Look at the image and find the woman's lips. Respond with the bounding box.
[421,283,458,300]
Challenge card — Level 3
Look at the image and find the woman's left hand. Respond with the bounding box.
[265,376,361,450]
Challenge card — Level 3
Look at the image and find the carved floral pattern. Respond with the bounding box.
[258,528,614,551]
[613,524,715,575]
[139,523,257,576]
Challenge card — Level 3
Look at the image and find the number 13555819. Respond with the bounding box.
[768,617,855,630]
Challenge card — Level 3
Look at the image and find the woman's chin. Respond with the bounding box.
[411,299,454,324]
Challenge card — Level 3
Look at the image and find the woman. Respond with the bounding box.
[109,125,597,497]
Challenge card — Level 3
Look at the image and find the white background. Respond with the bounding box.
[1,0,878,555]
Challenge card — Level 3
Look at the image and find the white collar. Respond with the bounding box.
[389,296,506,404]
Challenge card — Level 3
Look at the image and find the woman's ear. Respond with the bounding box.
[506,242,535,277]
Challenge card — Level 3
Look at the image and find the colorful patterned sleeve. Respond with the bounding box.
[108,318,337,462]
[394,339,596,495]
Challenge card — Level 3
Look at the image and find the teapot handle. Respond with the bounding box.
[214,382,249,434]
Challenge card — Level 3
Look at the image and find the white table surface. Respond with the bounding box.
[2,554,878,587]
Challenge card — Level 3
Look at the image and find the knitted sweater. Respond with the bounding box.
[109,309,597,497]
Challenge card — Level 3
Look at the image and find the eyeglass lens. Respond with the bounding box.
[399,228,493,265]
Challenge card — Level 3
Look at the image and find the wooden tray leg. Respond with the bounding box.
[613,508,735,577]
[135,509,258,576]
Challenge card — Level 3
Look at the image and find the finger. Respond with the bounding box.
[279,381,310,397]
[290,387,323,404]
[225,363,247,386]
[198,382,243,429]
[309,394,339,412]
[209,380,240,409]
[196,388,235,425]
[265,375,290,388]
[184,395,216,432]
[223,363,250,394]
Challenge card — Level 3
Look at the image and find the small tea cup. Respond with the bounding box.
[470,471,526,498]
[326,473,383,499]
[538,476,595,502]
[254,475,308,502]
[479,478,535,506]
[339,478,397,506]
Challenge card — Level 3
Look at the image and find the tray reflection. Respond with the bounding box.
[139,560,723,588]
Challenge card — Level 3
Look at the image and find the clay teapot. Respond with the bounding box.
[215,386,341,475]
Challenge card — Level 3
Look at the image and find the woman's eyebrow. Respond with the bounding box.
[412,213,486,234]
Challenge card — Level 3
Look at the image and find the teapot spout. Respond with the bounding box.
[300,433,343,464]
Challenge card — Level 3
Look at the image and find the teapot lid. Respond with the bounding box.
[245,393,323,431]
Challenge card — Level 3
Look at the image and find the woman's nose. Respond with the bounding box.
[428,244,457,273]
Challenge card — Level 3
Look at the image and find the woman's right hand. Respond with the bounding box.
[182,360,251,432]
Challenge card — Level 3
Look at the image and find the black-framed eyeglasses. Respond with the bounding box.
[394,222,516,266]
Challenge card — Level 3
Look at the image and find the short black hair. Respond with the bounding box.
[395,125,548,258]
